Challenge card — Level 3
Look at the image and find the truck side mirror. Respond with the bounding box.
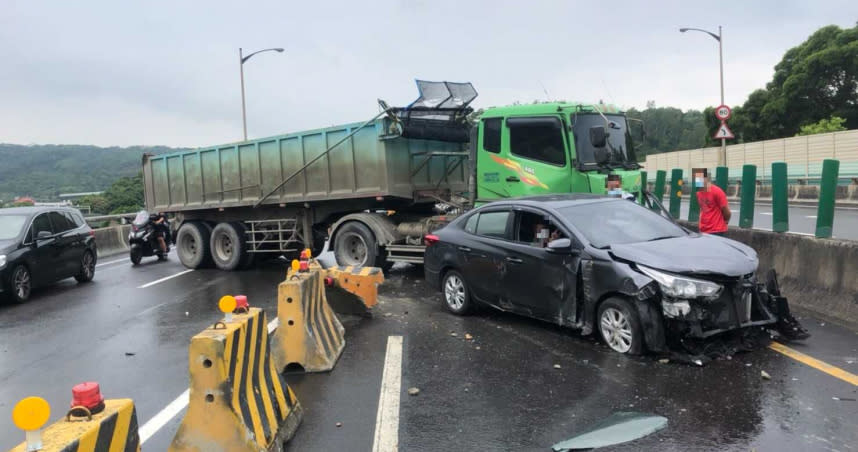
[589,126,607,148]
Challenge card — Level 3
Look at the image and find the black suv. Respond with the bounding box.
[0,207,97,303]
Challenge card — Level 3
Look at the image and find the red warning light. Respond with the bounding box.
[71,382,105,414]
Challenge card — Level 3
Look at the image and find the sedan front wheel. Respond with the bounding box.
[597,298,643,354]
[442,270,473,315]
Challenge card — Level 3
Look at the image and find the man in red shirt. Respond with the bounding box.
[694,168,731,235]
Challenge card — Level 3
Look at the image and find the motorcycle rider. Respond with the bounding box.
[151,212,169,256]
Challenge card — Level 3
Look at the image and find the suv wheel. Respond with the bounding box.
[75,250,96,282]
[7,265,32,304]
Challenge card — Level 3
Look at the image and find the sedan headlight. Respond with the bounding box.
[0,255,6,269]
[638,265,722,299]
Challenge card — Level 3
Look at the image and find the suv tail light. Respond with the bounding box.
[89,230,95,238]
[424,234,440,246]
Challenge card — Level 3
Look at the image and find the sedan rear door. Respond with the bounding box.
[457,209,512,307]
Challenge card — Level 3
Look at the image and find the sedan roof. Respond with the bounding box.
[484,194,621,210]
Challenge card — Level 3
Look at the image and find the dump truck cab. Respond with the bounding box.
[474,102,643,202]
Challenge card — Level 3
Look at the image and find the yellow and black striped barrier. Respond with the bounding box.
[10,398,140,452]
[272,271,346,373]
[325,265,384,313]
[170,307,302,452]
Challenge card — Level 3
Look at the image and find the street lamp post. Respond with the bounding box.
[239,47,284,141]
[679,26,725,167]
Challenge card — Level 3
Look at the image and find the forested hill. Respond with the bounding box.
[0,144,185,201]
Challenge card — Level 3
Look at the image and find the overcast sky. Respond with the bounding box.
[2,1,856,147]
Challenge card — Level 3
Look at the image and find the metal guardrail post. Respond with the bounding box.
[653,170,666,208]
[815,159,840,238]
[739,164,756,229]
[771,162,789,232]
[639,170,647,205]
[669,168,683,219]
[715,166,728,192]
[688,175,700,222]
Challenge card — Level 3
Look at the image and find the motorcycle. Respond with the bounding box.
[129,210,170,265]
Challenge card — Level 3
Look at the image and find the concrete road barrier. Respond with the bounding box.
[10,399,140,452]
[272,271,345,373]
[94,225,131,259]
[170,308,302,452]
[323,265,384,316]
[680,221,858,326]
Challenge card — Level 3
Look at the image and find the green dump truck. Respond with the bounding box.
[142,81,642,270]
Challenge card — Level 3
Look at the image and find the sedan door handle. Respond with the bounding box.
[457,246,472,252]
[505,257,523,264]
[506,176,520,182]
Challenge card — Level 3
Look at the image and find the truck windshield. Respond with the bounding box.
[571,113,637,167]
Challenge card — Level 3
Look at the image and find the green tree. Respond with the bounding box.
[627,106,707,156]
[102,173,144,214]
[796,116,848,135]
[731,24,858,140]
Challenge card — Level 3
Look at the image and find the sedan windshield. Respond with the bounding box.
[0,215,28,240]
[571,113,637,166]
[559,201,687,248]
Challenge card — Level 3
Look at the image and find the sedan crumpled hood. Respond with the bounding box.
[609,234,758,277]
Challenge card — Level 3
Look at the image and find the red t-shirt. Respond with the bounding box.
[696,185,728,233]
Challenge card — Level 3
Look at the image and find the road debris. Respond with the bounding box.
[552,412,668,451]
[464,333,473,340]
[124,352,135,356]
[408,387,420,396]
[475,346,481,350]
[761,370,772,380]
[450,332,458,337]
[658,359,670,364]
[553,364,562,369]
[336,422,343,427]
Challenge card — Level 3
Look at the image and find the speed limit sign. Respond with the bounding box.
[715,104,732,121]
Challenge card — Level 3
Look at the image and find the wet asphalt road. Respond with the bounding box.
[1,254,857,451]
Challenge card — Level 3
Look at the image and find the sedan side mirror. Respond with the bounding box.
[546,238,578,254]
[589,126,607,148]
[37,230,53,240]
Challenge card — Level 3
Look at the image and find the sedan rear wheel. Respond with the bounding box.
[597,298,643,355]
[442,270,473,315]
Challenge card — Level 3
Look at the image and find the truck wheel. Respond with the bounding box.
[210,222,248,271]
[333,222,381,267]
[231,222,255,269]
[177,222,212,269]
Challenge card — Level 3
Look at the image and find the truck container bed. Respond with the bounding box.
[143,119,468,213]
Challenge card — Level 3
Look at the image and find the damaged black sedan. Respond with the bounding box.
[424,194,807,355]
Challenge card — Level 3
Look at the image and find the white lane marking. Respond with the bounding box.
[760,212,773,216]
[95,258,127,267]
[372,335,404,452]
[139,389,189,444]
[806,215,818,219]
[139,316,280,444]
[137,269,195,288]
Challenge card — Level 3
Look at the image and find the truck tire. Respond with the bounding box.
[333,221,383,268]
[177,222,212,269]
[231,222,255,269]
[210,222,248,271]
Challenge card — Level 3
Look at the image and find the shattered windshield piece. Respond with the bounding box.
[552,412,668,451]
